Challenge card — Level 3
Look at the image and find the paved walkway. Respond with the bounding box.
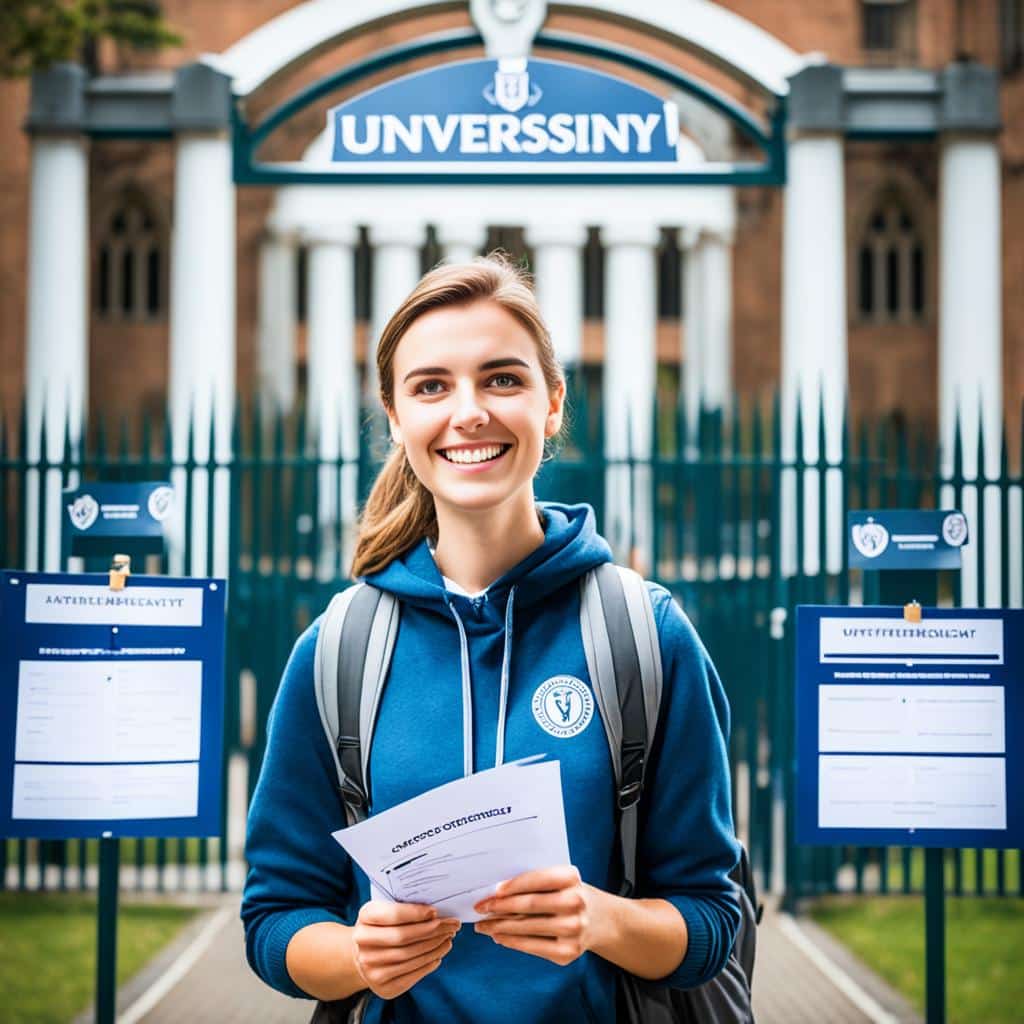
[77,895,920,1024]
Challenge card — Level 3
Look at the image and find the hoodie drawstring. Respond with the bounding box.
[445,584,517,776]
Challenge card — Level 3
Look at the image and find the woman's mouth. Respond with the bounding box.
[437,443,513,467]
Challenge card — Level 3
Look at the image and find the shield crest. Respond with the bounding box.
[147,485,174,522]
[851,520,889,559]
[942,512,968,547]
[493,67,530,112]
[69,494,99,532]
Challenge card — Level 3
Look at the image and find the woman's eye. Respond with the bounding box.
[489,373,521,388]
[415,379,446,395]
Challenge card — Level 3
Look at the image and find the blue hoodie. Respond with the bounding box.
[242,502,739,1023]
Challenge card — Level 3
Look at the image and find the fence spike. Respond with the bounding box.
[975,397,986,486]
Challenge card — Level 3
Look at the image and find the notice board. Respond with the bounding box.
[0,571,226,839]
[796,605,1022,849]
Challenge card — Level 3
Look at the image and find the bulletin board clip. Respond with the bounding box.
[109,554,131,591]
[903,600,922,623]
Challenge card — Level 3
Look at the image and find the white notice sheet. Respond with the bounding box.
[15,660,202,763]
[333,757,570,922]
[819,684,1005,754]
[819,754,1006,831]
[12,762,199,820]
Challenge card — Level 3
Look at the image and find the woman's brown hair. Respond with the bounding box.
[350,254,565,578]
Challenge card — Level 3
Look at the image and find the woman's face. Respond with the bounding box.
[387,299,564,518]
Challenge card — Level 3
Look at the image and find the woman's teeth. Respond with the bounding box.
[440,445,507,464]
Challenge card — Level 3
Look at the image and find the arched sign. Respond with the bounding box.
[326,58,683,169]
[233,29,786,186]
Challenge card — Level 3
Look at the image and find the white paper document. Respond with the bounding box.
[24,583,204,627]
[12,761,199,820]
[15,660,202,763]
[818,617,1004,665]
[819,754,1006,831]
[332,757,570,922]
[818,684,1005,754]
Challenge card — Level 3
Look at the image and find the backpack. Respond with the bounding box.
[310,563,759,1024]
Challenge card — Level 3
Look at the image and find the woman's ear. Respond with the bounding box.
[387,410,402,446]
[544,379,566,438]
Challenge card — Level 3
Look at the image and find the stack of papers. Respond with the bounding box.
[332,756,569,921]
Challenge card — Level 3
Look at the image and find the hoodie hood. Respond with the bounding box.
[362,501,612,610]
[363,502,614,778]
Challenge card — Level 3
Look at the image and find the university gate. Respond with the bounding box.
[13,0,1018,902]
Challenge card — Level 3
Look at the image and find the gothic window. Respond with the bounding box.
[861,0,917,63]
[96,192,165,320]
[1001,0,1024,72]
[856,196,925,324]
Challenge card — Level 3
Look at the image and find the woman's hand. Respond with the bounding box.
[352,901,460,999]
[472,865,607,966]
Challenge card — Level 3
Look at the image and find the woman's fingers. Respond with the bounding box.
[358,900,436,926]
[356,915,460,949]
[476,886,584,918]
[365,954,445,1000]
[493,865,580,897]
[361,934,455,981]
[476,913,584,940]
[359,930,457,967]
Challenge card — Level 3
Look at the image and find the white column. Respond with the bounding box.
[781,133,847,577]
[526,223,587,368]
[368,223,424,400]
[257,228,297,417]
[436,221,486,265]
[25,134,89,571]
[602,223,659,575]
[168,133,235,578]
[304,224,360,579]
[939,136,1002,607]
[700,229,734,413]
[681,229,705,444]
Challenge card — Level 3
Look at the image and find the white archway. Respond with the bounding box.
[206,0,805,98]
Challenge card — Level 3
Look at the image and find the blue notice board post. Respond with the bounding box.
[1,559,225,1023]
[798,508,1008,1024]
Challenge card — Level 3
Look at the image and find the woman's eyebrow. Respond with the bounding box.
[402,357,531,383]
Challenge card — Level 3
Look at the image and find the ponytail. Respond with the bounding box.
[350,445,437,578]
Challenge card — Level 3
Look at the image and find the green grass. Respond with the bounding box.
[810,894,1024,1024]
[0,892,199,1024]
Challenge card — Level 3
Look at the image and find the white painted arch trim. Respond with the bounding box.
[207,0,804,98]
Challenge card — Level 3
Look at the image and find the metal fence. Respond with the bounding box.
[3,379,1022,902]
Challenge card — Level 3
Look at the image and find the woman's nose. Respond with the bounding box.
[449,383,489,431]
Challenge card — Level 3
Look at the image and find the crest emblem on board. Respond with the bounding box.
[147,486,174,522]
[484,61,542,113]
[941,512,968,548]
[851,518,889,559]
[68,494,100,531]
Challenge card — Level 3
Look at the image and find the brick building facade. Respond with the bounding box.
[1,1,1021,452]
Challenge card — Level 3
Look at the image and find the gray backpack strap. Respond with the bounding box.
[313,583,399,826]
[579,563,662,896]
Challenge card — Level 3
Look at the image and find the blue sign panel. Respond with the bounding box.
[796,605,1023,849]
[0,571,226,839]
[847,509,968,571]
[327,58,683,168]
[63,481,174,558]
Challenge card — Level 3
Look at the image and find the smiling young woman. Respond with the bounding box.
[241,256,741,1024]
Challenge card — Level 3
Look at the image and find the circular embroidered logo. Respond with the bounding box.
[531,676,593,739]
